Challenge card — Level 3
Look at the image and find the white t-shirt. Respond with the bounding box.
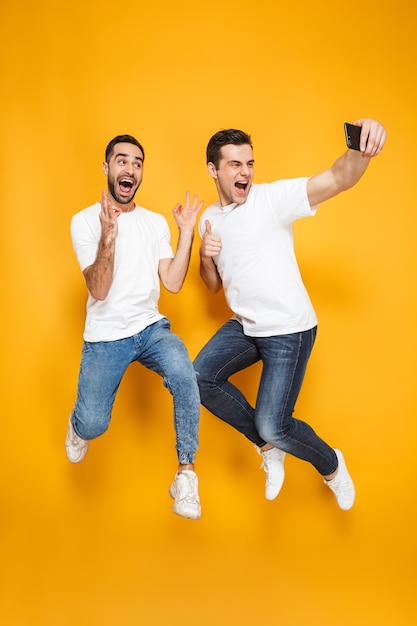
[198,178,318,337]
[71,202,174,342]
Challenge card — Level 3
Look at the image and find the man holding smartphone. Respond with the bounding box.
[194,119,386,510]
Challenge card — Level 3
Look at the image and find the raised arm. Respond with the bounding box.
[159,192,203,293]
[83,191,122,301]
[199,219,223,293]
[307,119,386,207]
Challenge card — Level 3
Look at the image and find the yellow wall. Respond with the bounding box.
[1,0,416,624]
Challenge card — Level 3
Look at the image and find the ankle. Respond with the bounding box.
[178,463,194,473]
[325,463,340,481]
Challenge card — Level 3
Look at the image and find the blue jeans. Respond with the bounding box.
[194,319,337,476]
[71,318,199,464]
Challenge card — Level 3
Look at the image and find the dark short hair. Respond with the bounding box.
[105,134,145,163]
[206,129,252,168]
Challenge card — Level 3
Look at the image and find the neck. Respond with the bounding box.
[120,202,136,213]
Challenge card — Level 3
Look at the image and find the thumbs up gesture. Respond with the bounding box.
[201,220,222,258]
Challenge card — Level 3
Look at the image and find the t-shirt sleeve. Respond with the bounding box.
[198,213,207,239]
[70,212,100,272]
[158,215,175,259]
[266,177,317,223]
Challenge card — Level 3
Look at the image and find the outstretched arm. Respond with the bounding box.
[199,220,223,293]
[83,191,122,301]
[307,119,386,207]
[159,192,203,293]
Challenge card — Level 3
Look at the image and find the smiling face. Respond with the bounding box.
[103,142,144,209]
[208,143,254,207]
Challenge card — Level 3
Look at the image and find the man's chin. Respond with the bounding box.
[233,188,250,205]
[114,190,137,205]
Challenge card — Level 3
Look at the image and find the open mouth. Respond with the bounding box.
[119,178,135,193]
[235,181,248,194]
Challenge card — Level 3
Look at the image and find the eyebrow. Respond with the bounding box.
[227,159,255,165]
[114,152,143,162]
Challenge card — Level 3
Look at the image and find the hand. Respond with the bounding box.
[352,119,387,158]
[99,190,121,243]
[172,191,203,232]
[200,220,222,258]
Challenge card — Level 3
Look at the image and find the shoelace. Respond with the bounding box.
[260,451,276,476]
[328,476,353,496]
[260,457,269,473]
[255,446,270,473]
[70,429,86,448]
[177,474,199,504]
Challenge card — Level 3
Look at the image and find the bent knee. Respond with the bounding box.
[257,423,288,446]
[193,362,218,387]
[73,414,110,440]
[193,355,213,380]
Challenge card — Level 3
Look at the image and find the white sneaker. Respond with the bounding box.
[257,446,286,500]
[169,470,201,520]
[65,418,89,463]
[324,449,355,510]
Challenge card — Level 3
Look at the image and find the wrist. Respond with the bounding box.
[178,225,195,235]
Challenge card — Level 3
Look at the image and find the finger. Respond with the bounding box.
[192,194,200,209]
[365,123,385,157]
[358,120,371,153]
[185,190,190,208]
[189,194,204,213]
[101,190,108,212]
[374,126,387,154]
[107,195,122,219]
[205,220,212,235]
[352,119,371,153]
[102,191,116,218]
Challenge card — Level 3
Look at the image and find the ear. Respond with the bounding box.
[207,162,217,179]
[102,161,109,175]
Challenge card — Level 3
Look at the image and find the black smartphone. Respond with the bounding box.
[344,122,362,151]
